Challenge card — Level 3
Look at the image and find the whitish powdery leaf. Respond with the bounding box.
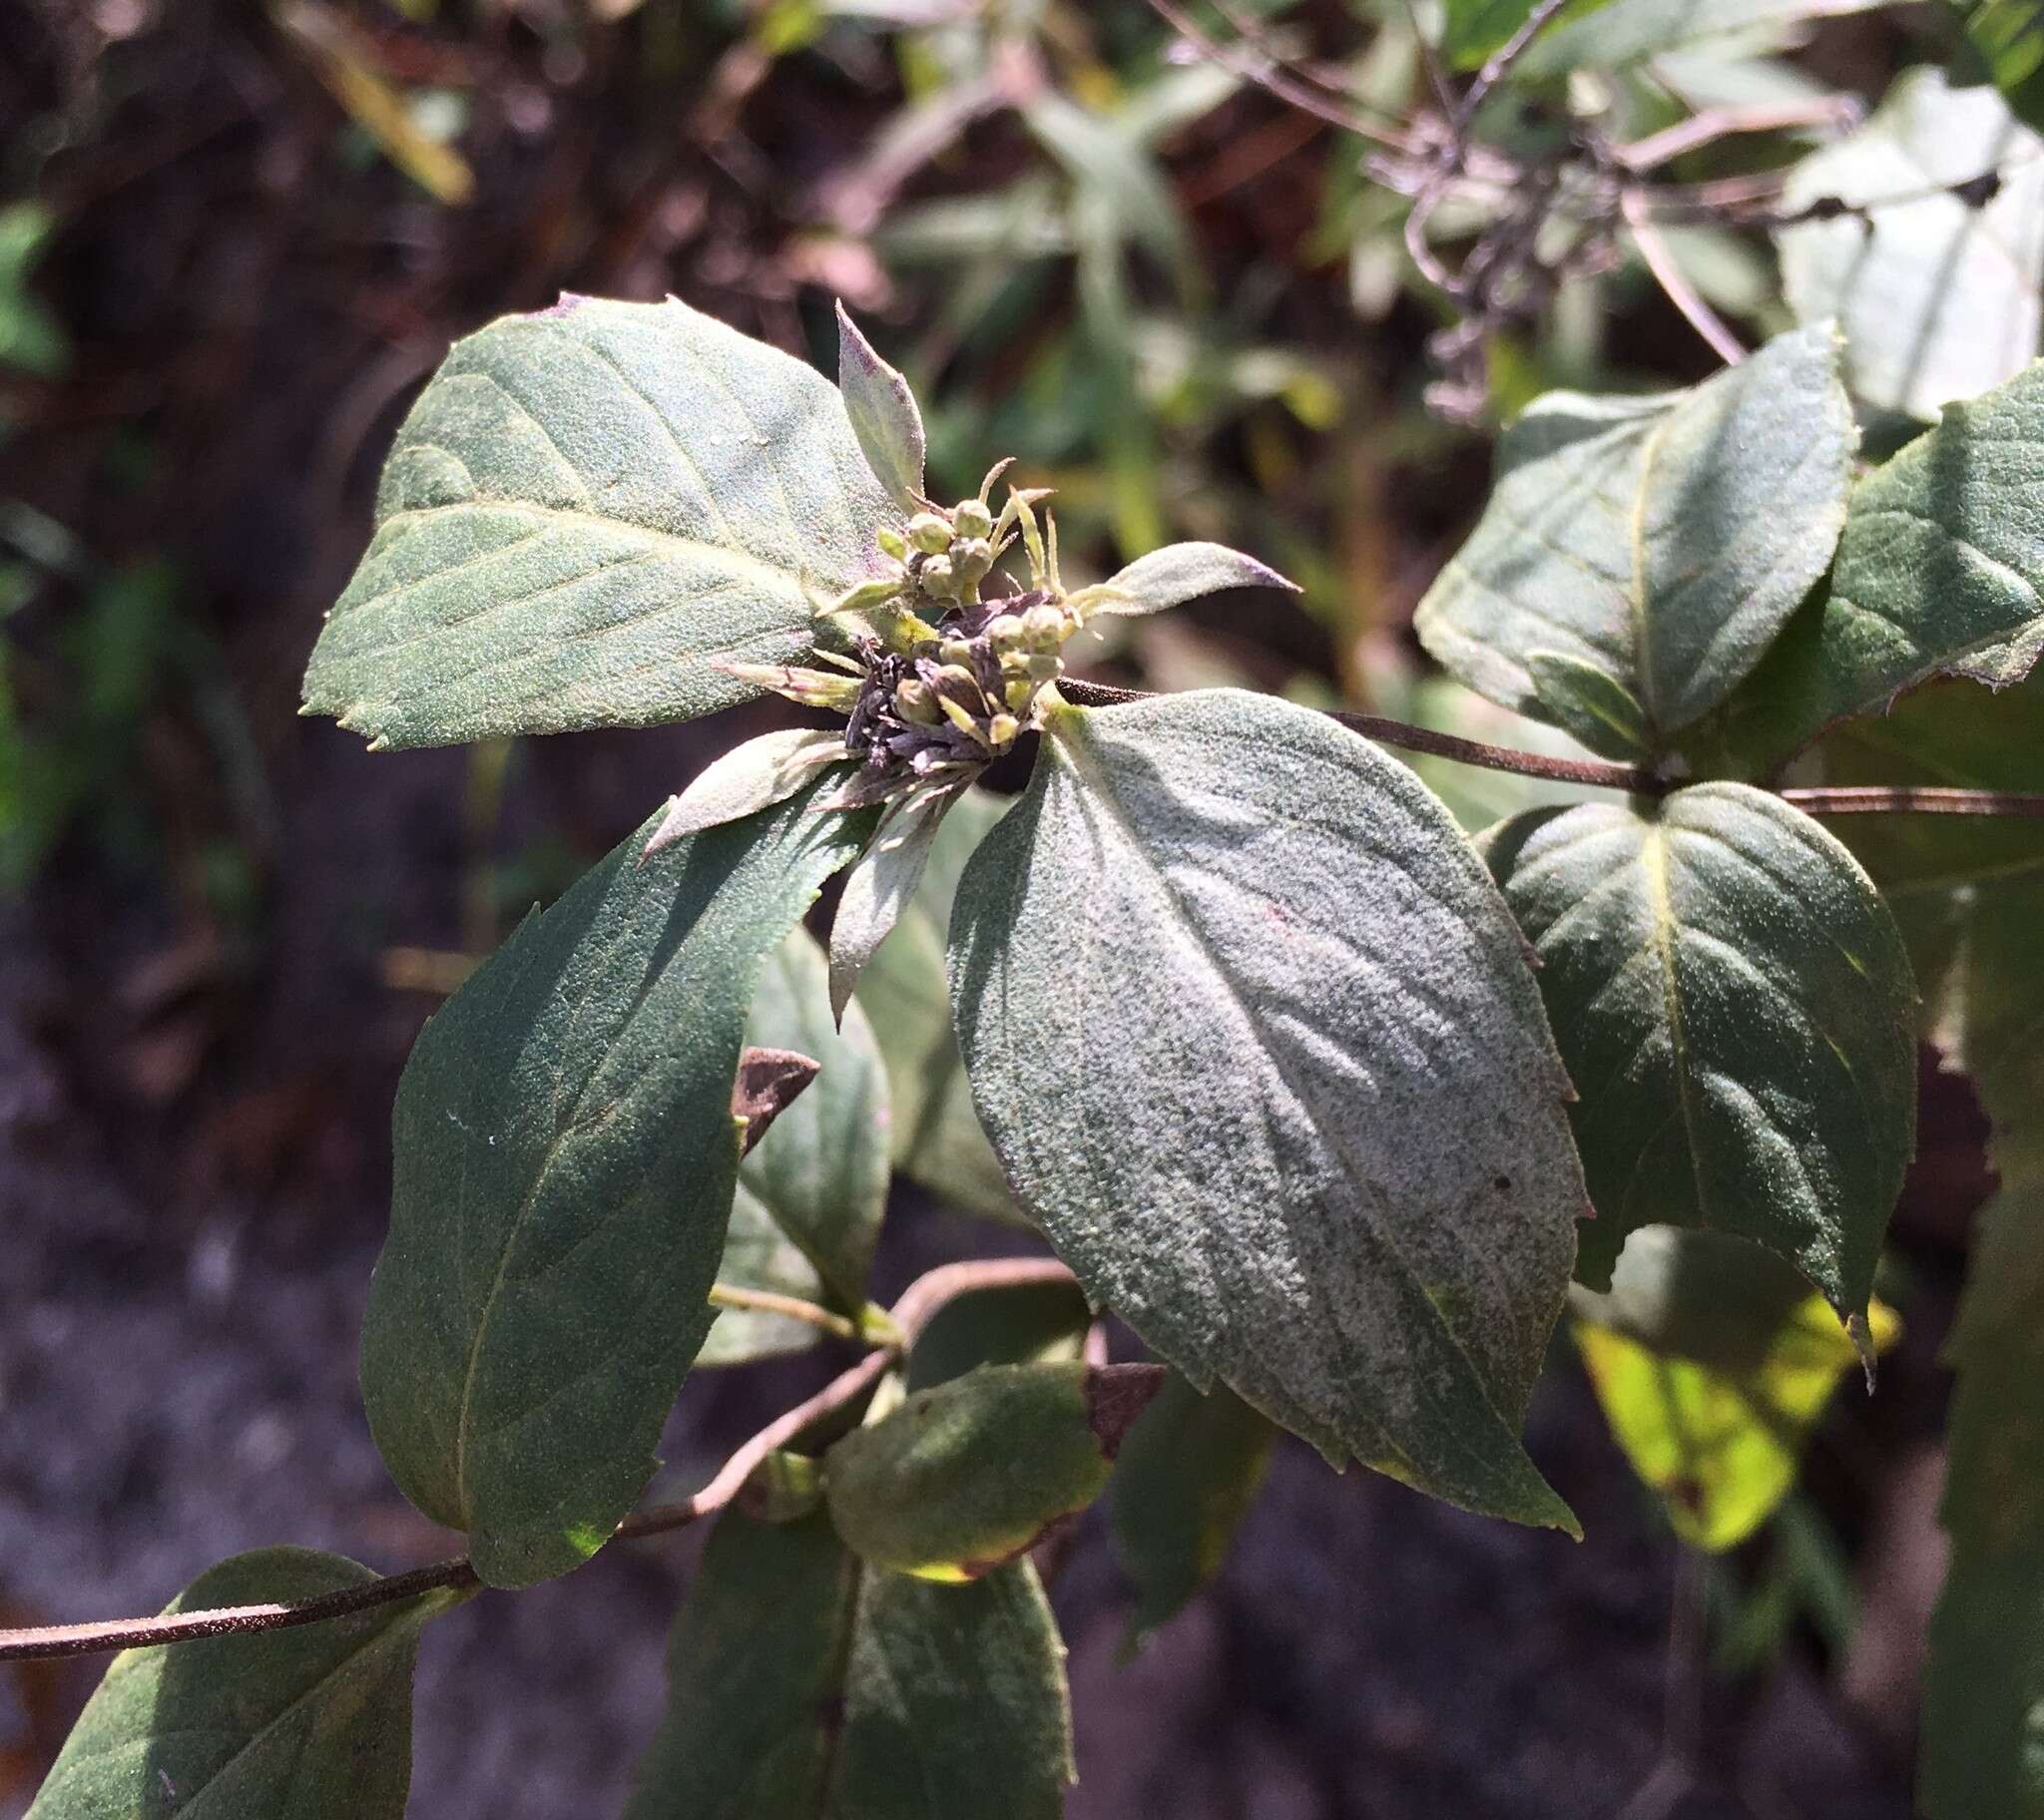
[949,688,1587,1528]
[303,294,895,750]
[1413,323,1853,760]
[1484,784,1915,1330]
[1777,70,2044,420]
[359,786,868,1588]
[623,1509,1071,1819]
[700,928,890,1366]
[28,1548,462,1820]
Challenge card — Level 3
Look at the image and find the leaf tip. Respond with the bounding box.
[733,1047,822,1156]
[1084,1363,1167,1459]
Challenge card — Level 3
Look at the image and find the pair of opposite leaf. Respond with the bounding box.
[642,302,1296,1023]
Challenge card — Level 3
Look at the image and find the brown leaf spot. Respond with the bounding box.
[733,1048,821,1157]
[1083,1363,1167,1460]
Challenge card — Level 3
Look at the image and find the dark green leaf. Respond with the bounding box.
[700,929,890,1367]
[1775,70,2044,419]
[1112,1373,1275,1652]
[1414,324,1853,759]
[1483,783,1916,1337]
[857,786,1022,1224]
[623,1509,1073,1820]
[825,1361,1163,1580]
[905,1277,1094,1392]
[1711,358,2044,768]
[1441,0,1612,70]
[29,1548,462,1820]
[302,295,897,750]
[359,786,870,1588]
[950,688,1587,1530]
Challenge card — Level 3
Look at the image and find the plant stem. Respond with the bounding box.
[0,1256,1079,1665]
[706,1282,862,1342]
[1055,679,2044,817]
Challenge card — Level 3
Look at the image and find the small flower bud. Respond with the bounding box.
[982,614,1025,647]
[1026,652,1064,682]
[1022,604,1069,652]
[908,513,952,555]
[986,712,1020,748]
[938,639,975,670]
[953,537,994,581]
[918,555,956,596]
[894,679,941,725]
[952,497,993,540]
[876,525,908,560]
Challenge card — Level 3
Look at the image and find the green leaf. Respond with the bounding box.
[1776,69,2044,420]
[830,784,956,1022]
[1441,0,1612,70]
[700,928,891,1367]
[1572,1229,1901,1551]
[904,1277,1094,1392]
[1413,324,1854,760]
[825,1361,1163,1580]
[950,688,1587,1530]
[856,785,1022,1225]
[623,1508,1073,1820]
[1798,681,2044,1818]
[28,1548,462,1819]
[1111,1372,1276,1653]
[644,726,850,856]
[359,785,870,1589]
[1709,358,2044,768]
[835,300,925,509]
[1960,1,2044,134]
[1521,0,1887,76]
[1080,541,1298,619]
[1482,783,1916,1336]
[301,295,896,750]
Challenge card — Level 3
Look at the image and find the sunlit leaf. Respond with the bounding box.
[28,1548,464,1820]
[303,296,896,750]
[1522,0,1887,76]
[950,688,1587,1530]
[623,1508,1072,1819]
[1573,1228,1900,1551]
[1776,69,2044,419]
[359,786,870,1588]
[1414,324,1854,760]
[1483,783,1916,1337]
[835,300,926,509]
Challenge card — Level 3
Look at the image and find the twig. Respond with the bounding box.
[1056,680,2044,817]
[1614,97,1860,174]
[0,1256,1079,1665]
[1620,189,1747,365]
[706,1282,863,1342]
[1141,0,1419,154]
[1457,0,1570,130]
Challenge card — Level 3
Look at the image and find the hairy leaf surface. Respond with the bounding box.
[950,688,1586,1528]
[701,929,889,1367]
[1484,784,1915,1331]
[623,1509,1072,1820]
[1414,324,1852,759]
[1776,70,2044,420]
[28,1549,462,1820]
[1708,359,2044,767]
[360,788,868,1587]
[302,295,895,749]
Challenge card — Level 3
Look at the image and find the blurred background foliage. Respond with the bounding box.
[0,1,2031,1812]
